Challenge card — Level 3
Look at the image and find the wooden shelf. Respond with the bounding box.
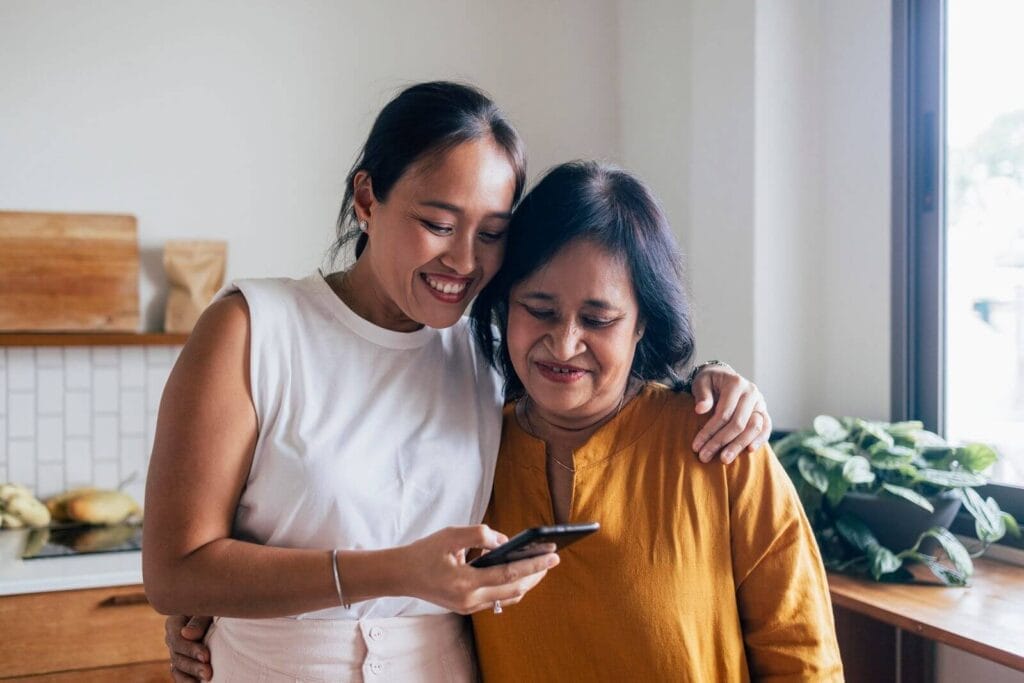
[828,557,1024,671]
[0,332,188,347]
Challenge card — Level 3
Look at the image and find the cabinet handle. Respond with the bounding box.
[100,592,150,607]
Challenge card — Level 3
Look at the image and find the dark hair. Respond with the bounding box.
[471,161,695,399]
[329,81,527,264]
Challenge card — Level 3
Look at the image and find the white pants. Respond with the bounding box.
[206,613,478,682]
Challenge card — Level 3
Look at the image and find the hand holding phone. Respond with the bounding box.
[470,522,599,568]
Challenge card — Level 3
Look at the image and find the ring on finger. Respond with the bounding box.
[493,600,503,614]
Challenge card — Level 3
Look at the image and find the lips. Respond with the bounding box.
[535,361,588,384]
[421,273,472,304]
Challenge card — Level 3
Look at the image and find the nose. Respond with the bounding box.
[440,232,476,275]
[547,319,585,361]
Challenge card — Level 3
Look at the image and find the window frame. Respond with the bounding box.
[891,0,1024,548]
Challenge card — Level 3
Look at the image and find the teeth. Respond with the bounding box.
[425,276,467,295]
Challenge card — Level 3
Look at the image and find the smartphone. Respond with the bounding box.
[469,522,600,568]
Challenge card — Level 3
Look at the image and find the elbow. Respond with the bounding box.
[142,553,189,615]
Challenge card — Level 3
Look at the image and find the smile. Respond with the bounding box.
[535,361,588,383]
[422,274,471,303]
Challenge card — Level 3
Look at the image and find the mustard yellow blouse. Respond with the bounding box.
[472,384,843,682]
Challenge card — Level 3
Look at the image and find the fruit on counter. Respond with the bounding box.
[45,487,100,520]
[47,489,142,525]
[0,483,52,528]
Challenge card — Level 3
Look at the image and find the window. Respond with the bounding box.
[893,0,1024,542]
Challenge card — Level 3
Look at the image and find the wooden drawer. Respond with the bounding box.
[2,660,170,682]
[0,585,168,679]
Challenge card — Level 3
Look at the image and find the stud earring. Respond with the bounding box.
[358,220,368,232]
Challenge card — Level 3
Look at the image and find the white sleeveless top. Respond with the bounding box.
[218,273,504,620]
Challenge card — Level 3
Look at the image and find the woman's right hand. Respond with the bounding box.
[399,525,558,615]
[166,615,213,682]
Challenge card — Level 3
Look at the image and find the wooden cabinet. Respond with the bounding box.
[0,585,169,680]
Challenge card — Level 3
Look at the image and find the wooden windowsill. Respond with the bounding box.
[828,557,1024,671]
[0,332,188,347]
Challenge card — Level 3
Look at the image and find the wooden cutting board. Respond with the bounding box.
[0,211,140,331]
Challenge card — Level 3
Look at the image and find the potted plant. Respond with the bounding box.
[773,416,1021,585]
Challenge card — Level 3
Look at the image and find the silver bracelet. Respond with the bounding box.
[685,360,733,391]
[331,548,351,609]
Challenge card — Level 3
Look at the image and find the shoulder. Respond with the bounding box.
[172,294,251,384]
[635,383,711,446]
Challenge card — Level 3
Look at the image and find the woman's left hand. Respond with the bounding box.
[690,365,772,464]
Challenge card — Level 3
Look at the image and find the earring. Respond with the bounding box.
[358,220,368,232]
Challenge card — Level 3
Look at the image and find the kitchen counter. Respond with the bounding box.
[0,550,142,596]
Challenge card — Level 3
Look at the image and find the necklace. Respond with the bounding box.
[519,386,634,475]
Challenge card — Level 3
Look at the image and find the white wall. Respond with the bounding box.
[0,0,621,330]
[619,0,891,429]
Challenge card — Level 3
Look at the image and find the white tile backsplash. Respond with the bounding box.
[1,345,183,497]
[64,348,91,390]
[93,367,120,412]
[37,416,64,464]
[65,391,91,436]
[65,437,93,486]
[7,349,35,390]
[91,347,118,366]
[120,347,146,388]
[9,393,36,438]
[36,348,63,368]
[119,390,145,436]
[38,367,64,414]
[37,462,65,498]
[8,440,36,487]
[92,414,120,462]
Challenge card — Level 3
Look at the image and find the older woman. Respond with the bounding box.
[469,162,843,681]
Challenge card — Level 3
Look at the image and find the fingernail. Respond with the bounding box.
[547,555,559,568]
[699,449,711,462]
[198,653,207,663]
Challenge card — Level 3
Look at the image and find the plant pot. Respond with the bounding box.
[835,490,963,553]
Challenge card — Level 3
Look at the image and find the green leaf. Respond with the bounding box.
[914,431,949,448]
[854,420,895,450]
[886,420,925,434]
[825,469,851,507]
[1002,512,1021,538]
[920,527,974,579]
[811,443,854,463]
[842,455,876,485]
[869,445,917,469]
[920,446,956,468]
[955,444,999,473]
[959,487,1005,543]
[813,415,849,443]
[915,468,988,488]
[770,431,808,457]
[868,545,903,580]
[835,515,878,553]
[880,483,935,512]
[905,552,969,586]
[798,455,829,494]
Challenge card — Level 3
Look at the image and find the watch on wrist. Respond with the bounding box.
[684,360,733,391]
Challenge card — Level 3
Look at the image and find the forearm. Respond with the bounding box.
[143,539,406,618]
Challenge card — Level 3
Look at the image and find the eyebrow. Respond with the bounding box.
[419,200,513,220]
[521,292,619,311]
